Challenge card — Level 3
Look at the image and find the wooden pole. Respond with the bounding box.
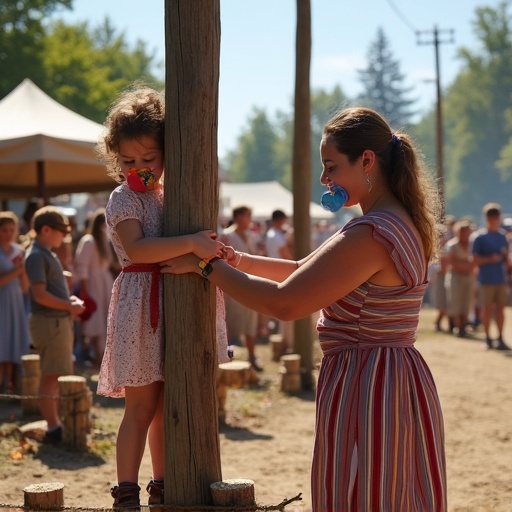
[164,0,222,506]
[292,0,314,390]
[21,354,41,416]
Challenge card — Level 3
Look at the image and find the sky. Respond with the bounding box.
[55,0,497,159]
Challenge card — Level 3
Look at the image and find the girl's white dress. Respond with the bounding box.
[97,183,228,398]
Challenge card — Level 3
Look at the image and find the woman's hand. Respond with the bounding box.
[160,253,202,276]
[220,245,241,267]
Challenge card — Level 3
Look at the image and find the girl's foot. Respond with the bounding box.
[111,482,140,509]
[146,479,164,505]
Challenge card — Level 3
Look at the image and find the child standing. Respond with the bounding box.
[25,206,86,444]
[95,84,226,509]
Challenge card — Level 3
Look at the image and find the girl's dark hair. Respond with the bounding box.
[96,83,165,183]
[323,107,441,259]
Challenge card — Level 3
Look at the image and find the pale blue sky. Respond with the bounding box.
[55,0,496,158]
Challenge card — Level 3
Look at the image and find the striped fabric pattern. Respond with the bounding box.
[312,212,447,512]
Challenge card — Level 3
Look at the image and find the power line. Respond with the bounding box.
[384,0,417,34]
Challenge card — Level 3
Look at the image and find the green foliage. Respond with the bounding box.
[42,19,162,122]
[224,108,283,183]
[357,27,417,128]
[0,0,72,97]
[0,2,163,123]
[442,2,512,217]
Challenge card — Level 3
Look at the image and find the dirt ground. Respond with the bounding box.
[1,307,512,511]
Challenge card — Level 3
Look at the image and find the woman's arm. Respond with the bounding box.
[162,224,404,321]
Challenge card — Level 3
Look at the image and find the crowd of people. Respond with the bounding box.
[430,203,512,350]
[3,80,509,511]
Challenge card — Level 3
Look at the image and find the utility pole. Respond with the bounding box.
[417,26,454,218]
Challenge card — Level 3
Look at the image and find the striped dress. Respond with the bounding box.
[312,212,447,512]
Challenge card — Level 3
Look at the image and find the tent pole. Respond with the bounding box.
[36,161,48,205]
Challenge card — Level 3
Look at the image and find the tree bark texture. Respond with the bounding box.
[164,0,222,506]
[292,0,314,390]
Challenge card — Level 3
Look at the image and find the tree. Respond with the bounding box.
[224,108,282,183]
[442,2,512,217]
[42,19,162,122]
[357,27,416,128]
[0,0,72,97]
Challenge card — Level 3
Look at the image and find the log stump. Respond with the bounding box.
[23,482,64,510]
[210,478,256,508]
[216,361,254,423]
[57,376,91,451]
[269,333,286,361]
[279,354,302,393]
[21,354,41,416]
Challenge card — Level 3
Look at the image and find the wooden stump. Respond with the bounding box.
[216,361,253,423]
[280,354,302,393]
[21,354,41,416]
[57,376,91,451]
[210,478,256,508]
[269,333,286,361]
[23,482,64,510]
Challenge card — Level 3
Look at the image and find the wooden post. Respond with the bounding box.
[210,479,256,509]
[269,333,286,361]
[57,376,91,451]
[216,361,253,423]
[292,0,314,391]
[23,482,64,510]
[164,0,222,506]
[22,354,41,416]
[280,354,302,393]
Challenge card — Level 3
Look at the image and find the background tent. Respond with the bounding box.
[0,79,115,201]
[219,180,340,222]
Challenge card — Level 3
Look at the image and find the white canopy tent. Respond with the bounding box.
[219,180,338,223]
[0,79,115,200]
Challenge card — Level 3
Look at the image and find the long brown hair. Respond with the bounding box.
[323,107,441,259]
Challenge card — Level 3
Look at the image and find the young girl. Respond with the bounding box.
[95,84,226,508]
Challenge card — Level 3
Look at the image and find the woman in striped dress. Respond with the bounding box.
[162,107,447,511]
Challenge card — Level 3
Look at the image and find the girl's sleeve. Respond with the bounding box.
[106,187,141,229]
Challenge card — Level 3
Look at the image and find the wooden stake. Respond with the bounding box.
[280,354,302,393]
[269,334,286,361]
[210,478,256,508]
[216,361,252,423]
[23,482,64,510]
[57,376,91,451]
[21,354,41,416]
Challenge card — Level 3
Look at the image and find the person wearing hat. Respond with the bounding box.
[24,205,86,444]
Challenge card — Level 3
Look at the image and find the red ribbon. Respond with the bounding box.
[122,264,160,333]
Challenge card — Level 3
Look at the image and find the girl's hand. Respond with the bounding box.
[192,230,224,260]
[160,253,201,276]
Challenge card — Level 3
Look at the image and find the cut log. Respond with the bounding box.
[216,361,253,423]
[269,333,286,361]
[57,376,91,451]
[18,420,47,442]
[23,482,64,510]
[210,478,256,508]
[280,354,302,393]
[21,354,41,416]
